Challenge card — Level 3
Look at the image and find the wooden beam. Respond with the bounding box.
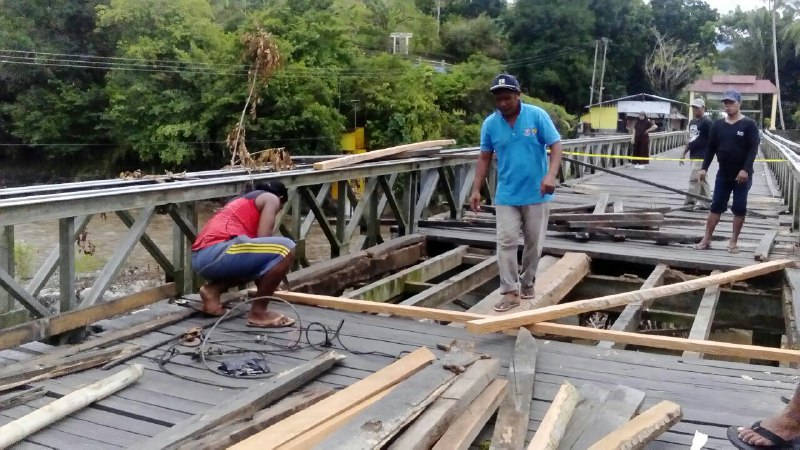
[785,268,800,351]
[317,364,457,449]
[0,386,47,410]
[137,352,343,450]
[683,271,723,358]
[529,253,590,309]
[467,255,559,316]
[558,383,610,450]
[274,292,800,363]
[490,328,537,450]
[313,140,456,171]
[587,401,682,450]
[346,246,468,301]
[431,379,508,450]
[527,382,580,450]
[388,359,500,450]
[570,386,646,449]
[230,347,435,450]
[593,193,610,214]
[548,212,663,223]
[597,264,668,349]
[0,283,177,352]
[465,259,793,334]
[755,230,779,261]
[400,256,499,308]
[613,200,623,213]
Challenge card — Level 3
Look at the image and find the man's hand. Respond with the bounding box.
[540,174,557,195]
[469,190,481,213]
[697,169,707,181]
[679,154,686,166]
[736,170,749,184]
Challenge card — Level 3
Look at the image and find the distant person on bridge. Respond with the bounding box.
[191,181,296,328]
[630,111,658,168]
[470,73,563,312]
[694,90,760,254]
[680,98,712,209]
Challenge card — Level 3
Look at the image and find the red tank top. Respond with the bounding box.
[192,197,261,251]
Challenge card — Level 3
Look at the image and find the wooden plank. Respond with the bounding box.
[557,383,611,450]
[274,291,800,363]
[136,352,343,450]
[528,382,580,450]
[548,212,663,222]
[346,246,468,301]
[181,388,335,450]
[785,269,800,351]
[465,259,793,333]
[230,347,435,450]
[570,386,646,449]
[400,256,499,308]
[0,386,47,410]
[683,271,723,358]
[587,401,683,450]
[318,364,457,449]
[313,140,456,171]
[597,264,669,349]
[467,255,560,316]
[388,359,500,450]
[528,253,590,309]
[0,283,178,351]
[490,328,538,450]
[431,379,508,450]
[755,230,779,261]
[593,193,610,214]
[613,200,623,213]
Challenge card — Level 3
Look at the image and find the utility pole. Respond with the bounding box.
[597,37,609,104]
[589,40,599,105]
[436,0,441,36]
[770,0,786,129]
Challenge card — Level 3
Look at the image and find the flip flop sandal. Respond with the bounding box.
[727,421,800,449]
[694,242,711,250]
[187,302,226,317]
[246,315,296,329]
[493,299,520,312]
[728,246,741,254]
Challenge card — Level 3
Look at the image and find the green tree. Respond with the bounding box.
[440,14,507,61]
[651,0,719,55]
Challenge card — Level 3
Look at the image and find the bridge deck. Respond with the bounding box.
[422,147,798,270]
[0,300,795,449]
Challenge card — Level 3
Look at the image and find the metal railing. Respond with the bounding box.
[0,131,687,328]
[763,130,800,229]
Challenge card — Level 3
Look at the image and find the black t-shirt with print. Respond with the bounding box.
[702,117,760,179]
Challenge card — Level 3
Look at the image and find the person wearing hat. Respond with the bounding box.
[191,180,297,328]
[680,98,712,209]
[469,74,563,312]
[694,90,760,253]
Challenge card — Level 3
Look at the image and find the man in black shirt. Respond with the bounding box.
[680,98,713,209]
[694,90,760,253]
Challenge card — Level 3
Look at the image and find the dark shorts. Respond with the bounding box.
[191,236,295,281]
[710,173,752,216]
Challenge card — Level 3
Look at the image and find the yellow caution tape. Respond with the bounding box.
[559,150,786,163]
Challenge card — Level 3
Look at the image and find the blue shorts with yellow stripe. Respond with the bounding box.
[191,236,295,281]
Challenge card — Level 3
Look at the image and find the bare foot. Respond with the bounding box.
[734,411,800,447]
[199,283,225,316]
[694,240,711,250]
[246,310,296,328]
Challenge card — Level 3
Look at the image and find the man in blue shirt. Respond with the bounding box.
[469,74,563,312]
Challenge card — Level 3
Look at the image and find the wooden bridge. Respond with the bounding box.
[1,130,800,449]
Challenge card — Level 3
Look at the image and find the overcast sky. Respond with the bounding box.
[702,0,762,14]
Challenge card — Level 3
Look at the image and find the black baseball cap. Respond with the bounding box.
[490,74,521,93]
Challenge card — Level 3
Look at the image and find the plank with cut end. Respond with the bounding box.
[593,193,610,214]
[597,264,669,349]
[613,200,623,213]
[491,328,538,450]
[785,268,800,350]
[570,385,646,449]
[432,379,508,450]
[683,271,723,358]
[400,256,499,308]
[528,382,580,450]
[230,347,436,450]
[465,259,793,333]
[755,230,779,261]
[556,383,611,450]
[316,364,457,449]
[135,352,343,450]
[389,359,500,450]
[587,401,683,450]
[313,140,456,171]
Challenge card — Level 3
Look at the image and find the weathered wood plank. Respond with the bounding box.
[389,359,500,450]
[467,255,562,316]
[587,401,682,450]
[432,379,508,450]
[570,385,646,449]
[593,193,610,214]
[755,230,779,261]
[491,328,538,450]
[597,264,669,349]
[400,256,499,308]
[465,259,793,333]
[683,271,723,358]
[313,140,456,171]
[557,383,610,450]
[528,382,580,450]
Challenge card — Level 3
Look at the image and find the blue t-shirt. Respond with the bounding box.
[480,102,561,206]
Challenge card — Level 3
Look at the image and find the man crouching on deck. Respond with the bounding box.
[469,73,563,312]
[191,180,296,328]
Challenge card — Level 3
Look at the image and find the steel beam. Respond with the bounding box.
[0,267,51,318]
[116,210,174,275]
[27,215,91,297]
[0,226,14,313]
[58,218,77,313]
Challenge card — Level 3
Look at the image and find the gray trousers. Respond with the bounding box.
[496,203,550,294]
[685,159,711,207]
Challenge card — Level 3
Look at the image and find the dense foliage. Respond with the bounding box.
[1,0,799,174]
